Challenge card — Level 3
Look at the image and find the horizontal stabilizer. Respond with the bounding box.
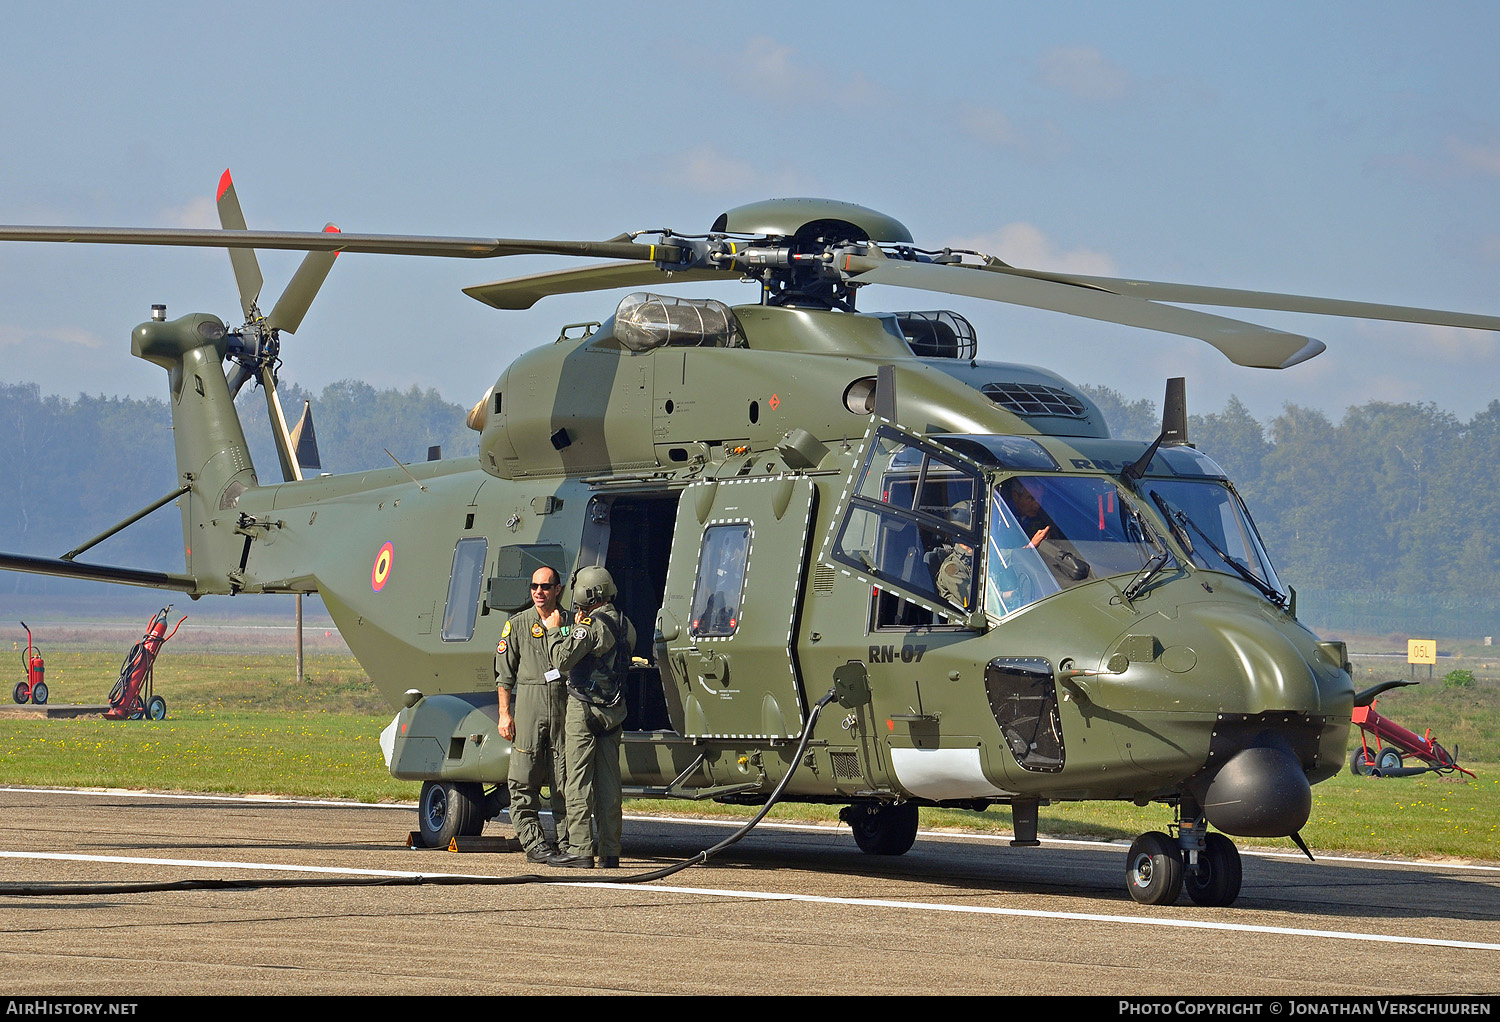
[0,552,197,593]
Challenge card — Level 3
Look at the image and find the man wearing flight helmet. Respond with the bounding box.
[547,564,636,869]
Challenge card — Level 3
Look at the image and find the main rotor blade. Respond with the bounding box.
[266,224,341,333]
[983,265,1500,334]
[216,169,263,321]
[846,259,1324,369]
[464,261,740,310]
[0,225,683,262]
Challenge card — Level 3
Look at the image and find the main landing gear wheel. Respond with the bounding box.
[1183,832,1243,907]
[145,695,167,720]
[1126,831,1184,905]
[12,682,30,705]
[842,800,919,855]
[417,780,484,848]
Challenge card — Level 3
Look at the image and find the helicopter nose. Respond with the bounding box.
[1164,601,1351,837]
[1177,601,1347,716]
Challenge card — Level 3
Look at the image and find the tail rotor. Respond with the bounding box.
[215,168,331,482]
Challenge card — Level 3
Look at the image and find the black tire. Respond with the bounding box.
[13,682,31,705]
[455,782,486,836]
[1126,831,1184,906]
[146,695,167,721]
[127,698,144,721]
[1375,748,1403,775]
[30,681,48,705]
[418,780,480,848]
[843,800,919,855]
[1348,746,1375,776]
[1183,833,1243,907]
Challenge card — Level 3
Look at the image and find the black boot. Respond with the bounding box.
[546,851,595,868]
[525,842,559,864]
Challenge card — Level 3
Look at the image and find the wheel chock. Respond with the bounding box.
[447,835,522,853]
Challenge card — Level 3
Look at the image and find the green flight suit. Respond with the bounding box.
[552,603,635,860]
[936,545,973,610]
[495,606,569,855]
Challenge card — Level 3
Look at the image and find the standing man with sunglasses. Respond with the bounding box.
[496,566,571,863]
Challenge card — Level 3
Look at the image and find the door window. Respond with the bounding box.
[440,537,488,641]
[689,524,751,637]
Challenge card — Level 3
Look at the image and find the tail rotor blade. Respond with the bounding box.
[262,372,303,483]
[224,361,254,399]
[288,400,322,473]
[267,224,341,333]
[216,168,264,321]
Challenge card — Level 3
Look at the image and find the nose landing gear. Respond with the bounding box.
[1125,814,1243,907]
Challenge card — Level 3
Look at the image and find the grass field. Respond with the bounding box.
[3,645,1497,863]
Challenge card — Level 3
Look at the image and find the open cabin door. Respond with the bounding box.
[657,475,817,739]
[818,421,987,628]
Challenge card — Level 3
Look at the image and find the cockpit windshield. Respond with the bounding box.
[827,425,1280,629]
[985,475,1161,619]
[1146,480,1284,604]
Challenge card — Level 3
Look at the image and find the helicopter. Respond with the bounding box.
[5,175,1500,907]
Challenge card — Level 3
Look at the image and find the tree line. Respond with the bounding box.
[1082,386,1500,635]
[2,378,1497,634]
[0,379,475,590]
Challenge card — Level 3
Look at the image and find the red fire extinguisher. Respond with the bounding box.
[13,621,47,706]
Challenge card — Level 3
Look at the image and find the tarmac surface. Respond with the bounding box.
[0,785,1496,997]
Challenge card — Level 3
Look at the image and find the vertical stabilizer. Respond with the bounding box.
[132,312,259,591]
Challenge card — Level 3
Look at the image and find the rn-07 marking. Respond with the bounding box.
[868,644,927,663]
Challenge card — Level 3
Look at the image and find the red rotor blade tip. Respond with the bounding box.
[217,168,234,201]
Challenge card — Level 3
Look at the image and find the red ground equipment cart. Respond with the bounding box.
[1348,680,1476,778]
[105,606,185,721]
[12,622,47,705]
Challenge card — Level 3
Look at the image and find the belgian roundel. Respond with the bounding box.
[371,542,395,592]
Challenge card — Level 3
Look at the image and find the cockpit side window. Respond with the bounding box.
[833,426,983,624]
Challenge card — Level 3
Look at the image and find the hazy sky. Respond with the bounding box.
[2,2,1498,427]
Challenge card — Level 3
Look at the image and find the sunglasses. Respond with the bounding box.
[530,582,559,590]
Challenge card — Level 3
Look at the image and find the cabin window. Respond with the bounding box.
[440,537,489,642]
[688,524,751,638]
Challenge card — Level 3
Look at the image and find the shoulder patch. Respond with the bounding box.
[531,622,545,638]
[496,639,508,655]
[578,615,592,627]
[501,620,512,638]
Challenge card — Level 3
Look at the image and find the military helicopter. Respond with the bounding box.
[5,177,1500,907]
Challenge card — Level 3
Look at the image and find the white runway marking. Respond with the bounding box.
[5,785,1499,874]
[1,846,1496,954]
